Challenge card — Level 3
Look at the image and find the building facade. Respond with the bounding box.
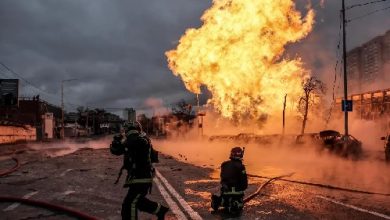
[335,88,390,121]
[123,108,136,122]
[347,30,390,93]
[0,96,62,140]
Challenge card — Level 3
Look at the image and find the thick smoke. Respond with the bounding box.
[26,136,112,157]
[153,111,390,194]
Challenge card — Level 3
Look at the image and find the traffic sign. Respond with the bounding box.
[342,100,353,112]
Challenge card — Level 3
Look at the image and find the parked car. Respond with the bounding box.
[319,130,342,150]
[318,130,362,158]
[380,135,390,162]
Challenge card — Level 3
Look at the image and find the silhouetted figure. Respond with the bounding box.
[110,121,168,220]
[211,146,248,215]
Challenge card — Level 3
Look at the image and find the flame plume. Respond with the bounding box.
[166,0,315,122]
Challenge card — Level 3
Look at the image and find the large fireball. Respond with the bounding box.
[166,0,315,122]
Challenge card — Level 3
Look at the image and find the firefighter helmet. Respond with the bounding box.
[230,147,244,160]
[123,121,142,132]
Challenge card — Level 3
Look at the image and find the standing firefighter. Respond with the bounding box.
[211,147,248,215]
[110,121,169,220]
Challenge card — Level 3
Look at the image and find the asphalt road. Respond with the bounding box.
[1,139,390,220]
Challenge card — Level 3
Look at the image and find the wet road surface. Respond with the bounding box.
[1,140,390,219]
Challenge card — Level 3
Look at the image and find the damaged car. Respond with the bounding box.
[318,130,363,158]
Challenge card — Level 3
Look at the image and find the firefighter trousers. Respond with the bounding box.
[121,183,161,220]
[221,194,244,213]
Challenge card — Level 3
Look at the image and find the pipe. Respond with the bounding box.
[0,157,20,177]
[248,173,390,197]
[0,196,99,220]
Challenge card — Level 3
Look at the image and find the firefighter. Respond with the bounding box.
[211,146,248,215]
[110,121,169,220]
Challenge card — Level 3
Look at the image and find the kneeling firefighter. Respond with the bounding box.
[110,121,169,220]
[211,147,248,214]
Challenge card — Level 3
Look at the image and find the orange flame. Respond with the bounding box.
[166,0,315,122]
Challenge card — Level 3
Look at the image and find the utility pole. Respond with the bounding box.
[93,112,95,135]
[196,94,205,138]
[282,94,287,136]
[85,103,89,135]
[61,81,64,139]
[342,0,349,137]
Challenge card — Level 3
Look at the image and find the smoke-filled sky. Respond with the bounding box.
[0,0,389,113]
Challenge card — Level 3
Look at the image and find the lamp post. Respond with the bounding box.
[61,78,77,139]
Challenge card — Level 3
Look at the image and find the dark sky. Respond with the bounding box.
[0,0,389,114]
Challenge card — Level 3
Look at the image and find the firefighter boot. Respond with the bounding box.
[156,205,169,220]
[211,194,221,211]
[229,199,243,215]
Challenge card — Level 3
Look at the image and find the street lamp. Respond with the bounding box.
[61,78,77,139]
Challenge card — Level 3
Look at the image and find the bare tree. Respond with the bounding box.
[298,77,326,135]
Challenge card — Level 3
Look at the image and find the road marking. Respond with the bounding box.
[63,190,76,195]
[59,169,73,177]
[155,170,203,220]
[316,195,390,220]
[154,177,188,220]
[3,191,38,211]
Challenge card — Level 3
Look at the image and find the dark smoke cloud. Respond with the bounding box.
[0,0,388,114]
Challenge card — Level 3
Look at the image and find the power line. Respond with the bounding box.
[0,66,14,78]
[333,11,343,101]
[0,62,63,105]
[1,62,181,113]
[347,5,390,22]
[0,61,52,95]
[347,0,390,10]
[1,63,143,114]
[23,84,61,104]
[0,61,63,103]
[63,103,127,111]
[1,67,57,102]
[0,70,9,78]
[326,11,344,125]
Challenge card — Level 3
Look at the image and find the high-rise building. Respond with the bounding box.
[123,108,136,122]
[383,30,390,81]
[346,48,361,94]
[361,36,383,88]
[347,30,390,93]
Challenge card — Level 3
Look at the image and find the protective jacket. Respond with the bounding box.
[110,130,167,220]
[210,158,248,214]
[220,159,248,194]
[110,130,157,186]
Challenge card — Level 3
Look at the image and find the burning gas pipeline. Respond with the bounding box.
[166,0,315,124]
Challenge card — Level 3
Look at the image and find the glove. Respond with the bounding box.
[113,134,123,142]
[110,134,125,156]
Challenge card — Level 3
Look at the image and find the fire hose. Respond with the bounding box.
[0,158,99,219]
[247,173,390,197]
[244,173,295,203]
[0,157,20,177]
[0,196,99,220]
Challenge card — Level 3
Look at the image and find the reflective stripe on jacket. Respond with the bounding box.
[125,178,153,185]
[222,187,244,195]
